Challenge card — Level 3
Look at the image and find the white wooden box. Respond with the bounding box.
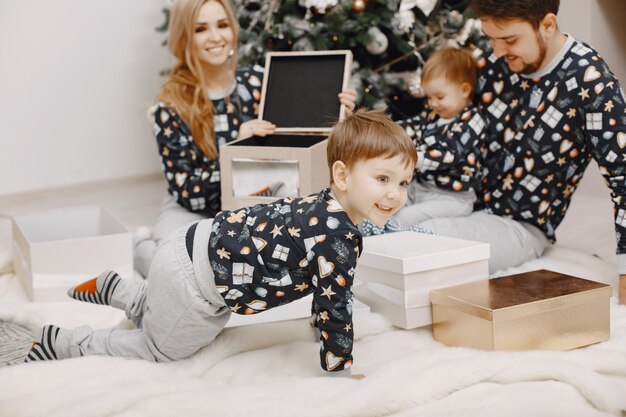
[226,294,370,327]
[220,50,352,210]
[354,231,490,329]
[12,206,133,302]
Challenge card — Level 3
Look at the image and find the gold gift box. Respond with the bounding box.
[431,269,611,351]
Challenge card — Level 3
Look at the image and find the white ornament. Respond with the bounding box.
[365,27,388,55]
[298,0,338,14]
[408,67,425,98]
[393,9,416,33]
[400,0,437,16]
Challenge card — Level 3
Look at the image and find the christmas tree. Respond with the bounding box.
[158,0,485,118]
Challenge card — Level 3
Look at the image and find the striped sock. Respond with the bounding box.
[67,270,121,305]
[24,325,59,362]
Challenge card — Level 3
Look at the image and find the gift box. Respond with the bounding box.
[226,294,370,327]
[12,206,133,302]
[220,50,352,210]
[353,231,490,329]
[431,269,611,351]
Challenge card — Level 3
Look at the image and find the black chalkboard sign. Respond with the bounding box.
[259,51,352,133]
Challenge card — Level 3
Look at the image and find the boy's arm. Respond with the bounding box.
[310,230,360,374]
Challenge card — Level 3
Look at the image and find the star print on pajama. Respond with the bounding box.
[398,105,488,192]
[200,189,362,372]
[152,65,264,215]
[474,37,626,252]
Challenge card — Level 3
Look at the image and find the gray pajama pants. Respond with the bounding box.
[55,220,231,362]
[134,194,208,277]
[394,182,550,274]
[393,182,476,226]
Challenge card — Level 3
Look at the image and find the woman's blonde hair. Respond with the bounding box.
[158,0,239,160]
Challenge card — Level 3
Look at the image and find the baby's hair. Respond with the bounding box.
[422,47,478,93]
[326,108,417,184]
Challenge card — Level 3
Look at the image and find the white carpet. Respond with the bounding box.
[0,241,625,417]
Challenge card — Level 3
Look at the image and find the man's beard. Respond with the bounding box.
[518,31,548,74]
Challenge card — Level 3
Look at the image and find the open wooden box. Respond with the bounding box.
[219,50,352,210]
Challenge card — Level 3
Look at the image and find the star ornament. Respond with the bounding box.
[270,224,284,239]
[578,88,590,100]
[321,285,336,300]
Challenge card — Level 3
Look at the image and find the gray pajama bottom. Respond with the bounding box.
[393,182,476,226]
[134,193,208,278]
[415,211,549,274]
[56,219,230,362]
[392,183,550,274]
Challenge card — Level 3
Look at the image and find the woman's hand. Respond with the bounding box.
[338,88,357,116]
[238,119,276,139]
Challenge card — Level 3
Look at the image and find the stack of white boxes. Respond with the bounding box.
[12,206,133,302]
[354,231,490,329]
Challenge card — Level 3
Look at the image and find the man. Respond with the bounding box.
[406,0,626,303]
[473,0,626,301]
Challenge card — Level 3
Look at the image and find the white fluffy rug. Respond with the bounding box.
[0,242,625,417]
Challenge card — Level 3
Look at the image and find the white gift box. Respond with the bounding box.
[226,294,370,327]
[220,50,352,210]
[12,206,133,302]
[354,231,490,329]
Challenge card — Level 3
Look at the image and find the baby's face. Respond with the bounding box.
[423,76,471,120]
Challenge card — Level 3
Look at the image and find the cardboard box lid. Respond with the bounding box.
[358,231,490,274]
[13,205,128,244]
[431,269,611,321]
[258,50,352,134]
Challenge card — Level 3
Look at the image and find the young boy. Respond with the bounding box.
[24,109,417,378]
[391,47,487,228]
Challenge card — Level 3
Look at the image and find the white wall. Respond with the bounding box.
[0,0,170,197]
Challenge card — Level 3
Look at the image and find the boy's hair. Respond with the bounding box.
[421,47,477,93]
[470,0,560,29]
[326,108,417,184]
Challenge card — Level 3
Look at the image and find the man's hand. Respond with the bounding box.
[619,274,626,305]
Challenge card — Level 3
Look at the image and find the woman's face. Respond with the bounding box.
[193,1,235,68]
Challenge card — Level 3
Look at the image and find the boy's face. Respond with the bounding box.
[341,155,414,226]
[423,76,471,120]
[481,17,548,74]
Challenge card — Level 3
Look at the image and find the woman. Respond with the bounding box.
[135,0,357,277]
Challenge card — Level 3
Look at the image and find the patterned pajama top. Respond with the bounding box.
[474,36,626,263]
[152,65,264,216]
[187,189,362,373]
[399,106,487,193]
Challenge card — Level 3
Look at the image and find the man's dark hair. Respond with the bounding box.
[470,0,560,29]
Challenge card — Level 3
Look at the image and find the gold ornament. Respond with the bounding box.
[352,0,366,12]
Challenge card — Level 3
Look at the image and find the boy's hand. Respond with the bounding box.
[352,373,366,380]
